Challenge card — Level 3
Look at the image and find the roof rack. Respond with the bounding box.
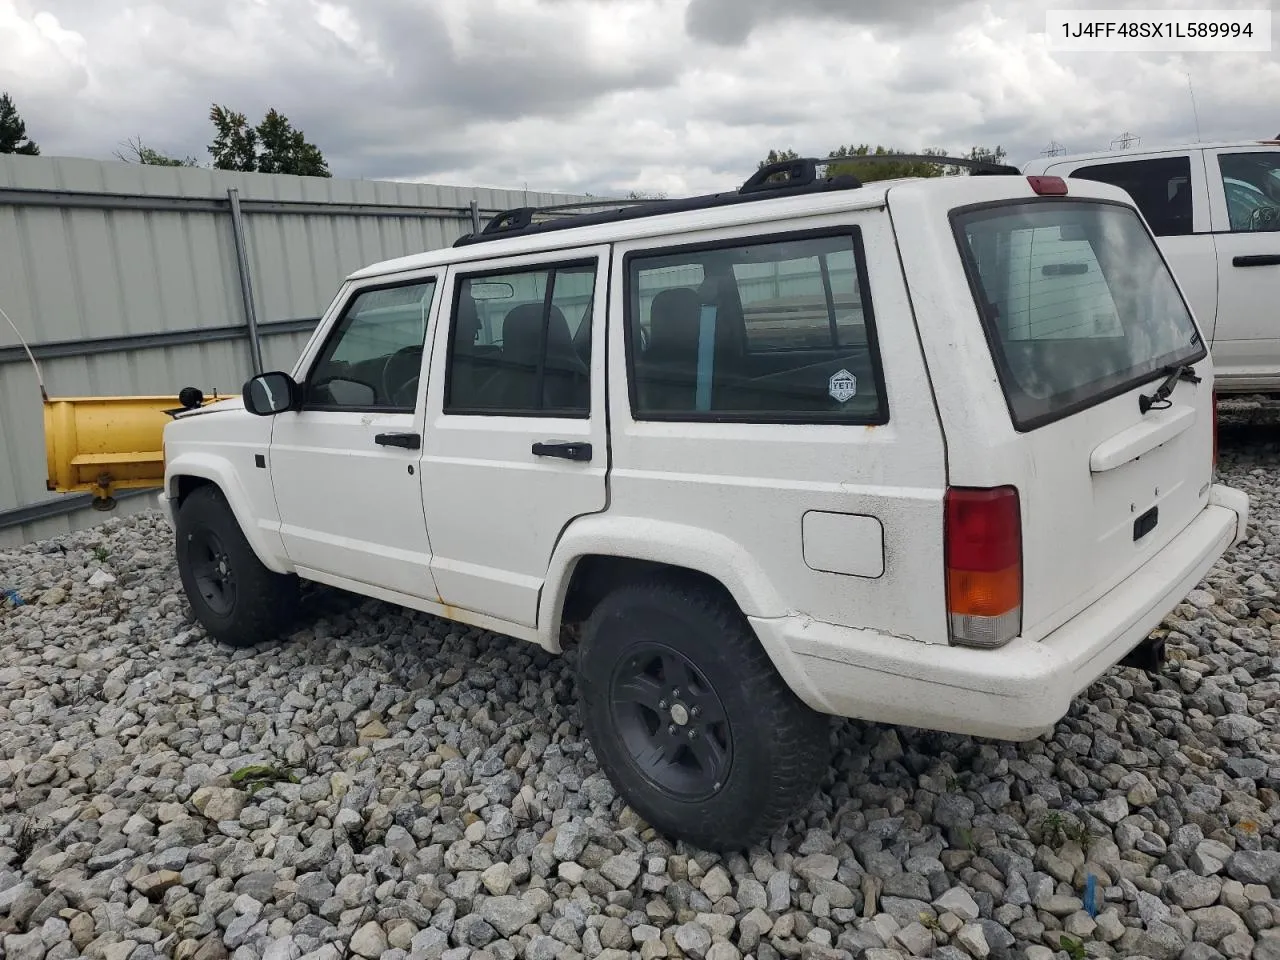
[453,153,1020,247]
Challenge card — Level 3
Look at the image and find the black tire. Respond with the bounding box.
[175,484,299,648]
[577,573,832,851]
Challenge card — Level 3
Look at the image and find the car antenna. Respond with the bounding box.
[0,300,48,402]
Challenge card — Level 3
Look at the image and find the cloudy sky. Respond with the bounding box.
[1,0,1276,197]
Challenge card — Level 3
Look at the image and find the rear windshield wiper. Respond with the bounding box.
[1139,363,1201,414]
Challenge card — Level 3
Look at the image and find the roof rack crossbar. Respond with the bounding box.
[739,157,863,193]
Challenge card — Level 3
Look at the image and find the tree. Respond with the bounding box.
[0,93,39,156]
[825,144,953,183]
[627,189,669,200]
[208,105,260,172]
[113,135,200,167]
[944,145,1009,176]
[208,104,330,177]
[758,143,1008,184]
[759,148,799,168]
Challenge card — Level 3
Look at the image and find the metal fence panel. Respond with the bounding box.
[0,153,590,545]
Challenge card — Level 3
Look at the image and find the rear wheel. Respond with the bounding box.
[577,573,832,850]
[175,484,298,648]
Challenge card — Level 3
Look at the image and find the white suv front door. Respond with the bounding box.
[268,274,441,600]
[420,247,610,627]
[1205,146,1280,387]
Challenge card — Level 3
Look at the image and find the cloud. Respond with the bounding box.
[0,0,1274,199]
[0,2,89,98]
[684,0,968,46]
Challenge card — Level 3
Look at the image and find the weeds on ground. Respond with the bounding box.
[1037,810,1096,854]
[1060,935,1088,960]
[230,763,300,796]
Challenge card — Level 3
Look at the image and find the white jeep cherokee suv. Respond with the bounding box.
[158,157,1249,851]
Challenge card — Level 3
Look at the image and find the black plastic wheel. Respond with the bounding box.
[577,573,832,851]
[609,642,733,802]
[188,526,237,617]
[175,484,299,648]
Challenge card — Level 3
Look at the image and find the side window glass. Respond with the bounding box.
[734,246,863,351]
[445,262,596,416]
[1218,152,1280,232]
[1072,156,1194,237]
[626,232,886,422]
[306,279,436,410]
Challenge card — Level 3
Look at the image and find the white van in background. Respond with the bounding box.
[1023,140,1280,394]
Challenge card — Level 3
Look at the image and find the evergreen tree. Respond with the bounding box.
[0,93,39,156]
[254,108,330,177]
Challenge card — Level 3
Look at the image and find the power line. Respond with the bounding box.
[1111,131,1140,150]
[1040,140,1067,157]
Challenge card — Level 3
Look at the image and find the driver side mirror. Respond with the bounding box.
[243,371,301,416]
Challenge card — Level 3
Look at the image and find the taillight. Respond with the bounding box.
[945,486,1022,648]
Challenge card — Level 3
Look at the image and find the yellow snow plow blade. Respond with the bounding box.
[43,393,227,507]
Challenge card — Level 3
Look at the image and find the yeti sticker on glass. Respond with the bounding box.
[829,369,858,403]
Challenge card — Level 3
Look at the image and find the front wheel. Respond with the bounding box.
[175,484,299,648]
[577,574,832,851]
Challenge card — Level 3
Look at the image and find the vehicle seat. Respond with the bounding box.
[1166,180,1193,234]
[448,294,484,407]
[639,287,703,410]
[476,303,590,411]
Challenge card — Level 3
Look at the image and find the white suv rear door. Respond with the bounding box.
[420,245,610,628]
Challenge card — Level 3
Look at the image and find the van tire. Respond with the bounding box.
[175,484,298,648]
[577,574,831,851]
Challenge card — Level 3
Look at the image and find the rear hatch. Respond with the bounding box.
[948,186,1212,641]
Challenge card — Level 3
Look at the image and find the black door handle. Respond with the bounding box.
[532,441,592,461]
[375,432,421,450]
[1233,254,1280,267]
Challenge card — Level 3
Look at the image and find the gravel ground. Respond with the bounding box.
[1,414,1279,960]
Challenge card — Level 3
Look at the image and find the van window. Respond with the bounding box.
[1217,152,1280,232]
[1070,156,1194,236]
[625,231,886,423]
[955,200,1204,430]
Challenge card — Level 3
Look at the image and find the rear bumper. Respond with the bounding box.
[752,483,1248,741]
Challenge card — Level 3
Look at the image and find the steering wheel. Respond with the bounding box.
[381,346,424,406]
[391,376,419,408]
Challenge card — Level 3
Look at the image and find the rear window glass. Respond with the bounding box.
[954,200,1204,430]
[626,232,887,423]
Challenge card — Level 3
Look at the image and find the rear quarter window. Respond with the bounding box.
[624,230,888,424]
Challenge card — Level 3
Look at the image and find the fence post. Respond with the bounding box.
[470,198,482,235]
[227,188,264,376]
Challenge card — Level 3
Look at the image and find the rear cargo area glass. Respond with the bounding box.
[954,199,1204,429]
